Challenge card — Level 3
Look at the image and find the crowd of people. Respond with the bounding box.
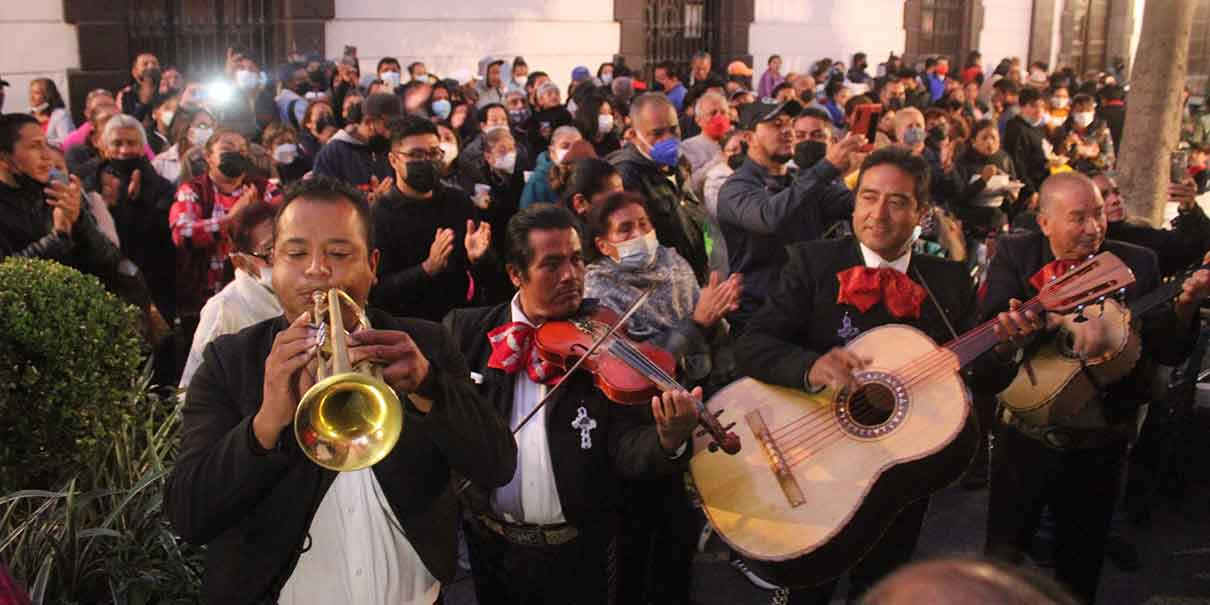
[2,42,1210,605]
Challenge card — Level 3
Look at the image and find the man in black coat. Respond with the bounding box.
[979,172,1210,603]
[165,176,517,605]
[1003,87,1050,200]
[1096,172,1210,277]
[443,203,701,605]
[734,148,1038,604]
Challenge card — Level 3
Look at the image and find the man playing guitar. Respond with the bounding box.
[734,147,1043,604]
[443,203,701,604]
[980,171,1210,603]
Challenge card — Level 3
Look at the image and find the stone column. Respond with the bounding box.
[1116,0,1196,226]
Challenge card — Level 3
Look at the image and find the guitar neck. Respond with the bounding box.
[945,298,1045,368]
[1127,263,1209,317]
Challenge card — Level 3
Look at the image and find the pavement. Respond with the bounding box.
[444,445,1210,605]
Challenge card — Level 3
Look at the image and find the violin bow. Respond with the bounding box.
[454,289,652,496]
[509,288,653,434]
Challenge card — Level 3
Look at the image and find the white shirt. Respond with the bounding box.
[278,469,440,605]
[179,269,283,389]
[859,242,911,274]
[491,293,566,525]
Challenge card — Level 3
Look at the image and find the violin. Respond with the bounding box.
[533,305,741,455]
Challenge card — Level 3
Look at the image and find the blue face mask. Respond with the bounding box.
[431,99,452,120]
[648,136,681,168]
[902,126,926,146]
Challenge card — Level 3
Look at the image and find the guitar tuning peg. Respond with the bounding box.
[723,422,737,432]
[1073,304,1087,323]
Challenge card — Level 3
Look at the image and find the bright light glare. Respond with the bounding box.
[206,80,234,105]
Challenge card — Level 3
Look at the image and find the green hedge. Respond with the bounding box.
[0,258,145,492]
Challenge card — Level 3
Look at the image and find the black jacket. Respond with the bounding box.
[0,176,123,279]
[1003,115,1049,199]
[952,148,1020,231]
[456,159,525,260]
[611,144,710,283]
[311,129,392,189]
[443,302,688,527]
[99,159,179,318]
[165,311,516,604]
[524,106,574,155]
[370,184,512,321]
[716,157,854,330]
[979,232,1197,424]
[1107,207,1210,277]
[735,237,1016,397]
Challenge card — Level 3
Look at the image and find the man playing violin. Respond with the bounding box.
[734,147,1043,604]
[443,202,701,605]
[165,176,517,604]
[980,171,1210,603]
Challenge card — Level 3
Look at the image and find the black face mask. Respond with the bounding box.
[887,97,905,111]
[293,81,311,95]
[726,142,749,170]
[927,125,949,146]
[794,140,829,171]
[403,160,439,194]
[367,134,391,155]
[109,156,143,177]
[314,116,335,133]
[143,67,162,84]
[218,151,249,179]
[278,158,309,184]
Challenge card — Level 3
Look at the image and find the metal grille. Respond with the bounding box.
[127,0,276,78]
[1187,0,1210,94]
[643,0,717,81]
[916,0,964,65]
[1063,0,1110,74]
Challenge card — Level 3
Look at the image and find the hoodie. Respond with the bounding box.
[475,57,508,108]
[311,127,392,189]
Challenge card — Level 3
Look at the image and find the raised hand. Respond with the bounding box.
[464,219,492,264]
[254,312,317,449]
[45,174,83,235]
[652,387,702,454]
[692,271,743,328]
[422,227,456,276]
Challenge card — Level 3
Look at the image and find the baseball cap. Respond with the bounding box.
[571,66,591,83]
[739,99,803,130]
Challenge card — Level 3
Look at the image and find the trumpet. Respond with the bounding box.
[294,289,404,471]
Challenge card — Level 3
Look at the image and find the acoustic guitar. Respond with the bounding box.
[688,252,1134,588]
[1000,263,1210,425]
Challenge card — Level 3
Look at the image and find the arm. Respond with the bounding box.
[168,184,218,249]
[733,247,822,389]
[717,160,843,235]
[164,342,298,545]
[609,403,688,480]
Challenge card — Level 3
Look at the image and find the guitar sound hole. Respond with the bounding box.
[848,383,896,427]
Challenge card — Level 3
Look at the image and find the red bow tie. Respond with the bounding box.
[836,266,926,319]
[487,322,565,385]
[1029,259,1080,291]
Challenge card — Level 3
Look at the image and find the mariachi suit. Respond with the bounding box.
[734,237,1015,604]
[443,300,689,605]
[979,231,1196,603]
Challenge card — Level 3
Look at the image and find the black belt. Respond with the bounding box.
[469,512,579,547]
[1001,410,1126,451]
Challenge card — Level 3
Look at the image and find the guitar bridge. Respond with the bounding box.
[745,410,805,508]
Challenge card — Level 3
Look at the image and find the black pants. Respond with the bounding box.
[785,497,930,605]
[985,423,1127,604]
[614,476,696,605]
[464,516,613,605]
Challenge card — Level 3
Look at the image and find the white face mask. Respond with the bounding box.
[380,71,402,89]
[160,110,175,127]
[597,114,615,134]
[440,141,459,167]
[1073,111,1095,128]
[188,124,214,147]
[484,124,510,135]
[235,69,258,89]
[612,229,660,269]
[1050,97,1069,109]
[273,143,299,164]
[567,99,579,115]
[31,102,49,113]
[493,151,517,174]
[601,74,613,85]
[552,147,569,164]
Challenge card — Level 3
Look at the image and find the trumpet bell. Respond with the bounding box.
[295,371,404,472]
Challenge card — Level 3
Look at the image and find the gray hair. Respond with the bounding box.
[101,113,148,150]
[630,92,676,128]
[694,91,727,116]
[537,82,560,99]
[484,126,515,151]
[551,125,583,144]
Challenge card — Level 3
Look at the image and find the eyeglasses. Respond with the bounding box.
[393,148,445,162]
[249,246,272,261]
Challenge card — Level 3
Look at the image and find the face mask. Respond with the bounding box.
[109,157,143,177]
[644,135,681,168]
[188,124,213,147]
[309,70,327,86]
[703,113,731,139]
[1051,97,1069,109]
[314,116,335,133]
[159,110,175,128]
[613,229,660,269]
[493,151,517,174]
[726,150,747,170]
[440,141,459,167]
[1073,112,1095,128]
[235,69,258,89]
[217,151,249,178]
[431,99,452,120]
[273,143,298,164]
[794,140,828,171]
[597,114,615,134]
[380,71,402,89]
[601,74,613,85]
[367,134,391,154]
[403,160,439,193]
[31,102,49,113]
[509,108,530,125]
[935,65,949,77]
[255,265,274,292]
[887,96,905,111]
[552,147,569,164]
[143,67,162,84]
[927,124,948,144]
[484,124,509,135]
[902,126,926,146]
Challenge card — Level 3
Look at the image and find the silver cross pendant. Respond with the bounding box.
[571,406,598,450]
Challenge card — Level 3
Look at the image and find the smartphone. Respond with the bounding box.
[1171,148,1190,184]
[48,167,68,186]
[850,103,882,152]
